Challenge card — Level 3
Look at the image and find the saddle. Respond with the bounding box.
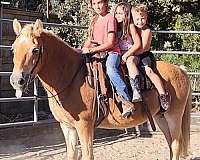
[83,52,109,126]
[83,52,156,131]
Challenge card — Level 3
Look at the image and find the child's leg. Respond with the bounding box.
[106,53,130,101]
[126,56,139,79]
[144,66,165,94]
[106,53,134,118]
[144,66,170,112]
[126,56,142,102]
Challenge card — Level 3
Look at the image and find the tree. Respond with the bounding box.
[9,0,42,11]
[49,0,90,47]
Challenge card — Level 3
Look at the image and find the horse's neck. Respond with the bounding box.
[38,32,82,92]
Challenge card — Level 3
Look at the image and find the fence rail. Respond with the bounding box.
[2,18,200,34]
[0,18,200,128]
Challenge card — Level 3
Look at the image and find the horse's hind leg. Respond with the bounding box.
[60,122,79,160]
[154,115,173,159]
[165,114,182,160]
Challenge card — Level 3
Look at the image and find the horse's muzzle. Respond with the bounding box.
[10,72,26,91]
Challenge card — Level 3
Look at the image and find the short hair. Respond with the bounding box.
[132,4,147,15]
[89,0,109,7]
[88,0,109,38]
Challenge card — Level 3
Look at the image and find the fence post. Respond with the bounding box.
[33,78,39,122]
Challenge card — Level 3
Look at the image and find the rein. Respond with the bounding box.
[23,46,43,93]
[19,35,85,105]
[33,54,85,104]
[30,46,43,75]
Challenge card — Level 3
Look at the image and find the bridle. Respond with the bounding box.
[13,34,85,105]
[30,46,43,75]
[30,49,85,104]
[23,45,43,93]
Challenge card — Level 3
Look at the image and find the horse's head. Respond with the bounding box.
[10,19,43,97]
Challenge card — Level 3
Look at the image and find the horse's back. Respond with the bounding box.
[99,61,190,129]
[156,61,190,119]
[156,61,190,98]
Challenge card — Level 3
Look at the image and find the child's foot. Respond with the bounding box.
[159,93,171,113]
[121,99,135,118]
[132,93,142,102]
[115,95,136,118]
[122,104,135,118]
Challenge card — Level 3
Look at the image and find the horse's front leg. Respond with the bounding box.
[75,121,94,160]
[60,122,80,160]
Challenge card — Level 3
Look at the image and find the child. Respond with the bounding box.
[114,2,142,102]
[131,4,170,113]
[82,0,134,117]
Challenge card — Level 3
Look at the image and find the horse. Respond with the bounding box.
[10,19,191,160]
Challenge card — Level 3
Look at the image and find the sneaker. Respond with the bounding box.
[159,93,171,113]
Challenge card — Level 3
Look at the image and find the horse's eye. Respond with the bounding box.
[32,48,39,55]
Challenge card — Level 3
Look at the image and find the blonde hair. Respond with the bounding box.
[131,4,147,16]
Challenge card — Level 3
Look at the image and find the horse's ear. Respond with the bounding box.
[13,19,22,36]
[33,19,43,37]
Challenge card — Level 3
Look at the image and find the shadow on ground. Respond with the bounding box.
[0,121,152,159]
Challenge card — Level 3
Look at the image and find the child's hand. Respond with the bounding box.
[122,54,128,63]
[82,47,90,54]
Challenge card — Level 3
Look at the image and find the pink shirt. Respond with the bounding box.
[92,13,120,53]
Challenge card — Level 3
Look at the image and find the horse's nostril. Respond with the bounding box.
[18,78,25,85]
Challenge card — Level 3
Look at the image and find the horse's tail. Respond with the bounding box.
[180,84,192,157]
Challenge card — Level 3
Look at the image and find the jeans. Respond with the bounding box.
[106,53,130,101]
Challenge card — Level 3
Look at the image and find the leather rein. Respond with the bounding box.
[26,45,85,103]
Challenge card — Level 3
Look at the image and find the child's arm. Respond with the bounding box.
[136,28,152,54]
[82,37,92,53]
[88,32,116,53]
[122,24,141,62]
[88,16,117,53]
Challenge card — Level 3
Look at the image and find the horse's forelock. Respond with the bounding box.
[20,24,34,38]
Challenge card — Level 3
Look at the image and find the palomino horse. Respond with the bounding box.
[10,19,191,160]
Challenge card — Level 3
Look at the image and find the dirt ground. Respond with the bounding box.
[0,114,200,160]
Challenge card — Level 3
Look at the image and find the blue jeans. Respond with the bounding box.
[106,53,130,101]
